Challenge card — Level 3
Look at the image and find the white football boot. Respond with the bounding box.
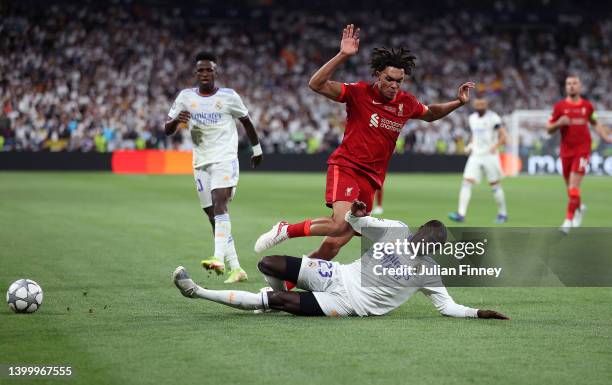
[572,204,587,228]
[254,221,289,253]
[559,219,572,235]
[172,266,198,298]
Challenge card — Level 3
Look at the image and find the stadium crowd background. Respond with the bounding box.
[1,0,611,156]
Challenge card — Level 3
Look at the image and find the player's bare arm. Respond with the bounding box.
[238,116,264,168]
[164,111,191,136]
[546,115,570,134]
[419,82,475,122]
[308,24,360,100]
[491,125,508,153]
[593,121,612,144]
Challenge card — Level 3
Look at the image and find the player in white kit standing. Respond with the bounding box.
[449,98,508,224]
[165,52,263,283]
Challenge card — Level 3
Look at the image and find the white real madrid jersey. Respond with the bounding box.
[168,88,248,167]
[468,110,503,156]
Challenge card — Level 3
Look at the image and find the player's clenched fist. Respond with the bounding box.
[351,200,368,217]
[177,110,191,124]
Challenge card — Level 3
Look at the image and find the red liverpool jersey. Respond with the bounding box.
[328,81,427,188]
[548,98,595,157]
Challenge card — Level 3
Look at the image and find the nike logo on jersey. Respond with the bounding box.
[372,100,383,105]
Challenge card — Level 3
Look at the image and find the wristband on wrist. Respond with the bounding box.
[252,143,262,156]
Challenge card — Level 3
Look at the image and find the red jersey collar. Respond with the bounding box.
[564,96,583,105]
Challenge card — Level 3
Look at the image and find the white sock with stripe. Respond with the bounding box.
[214,214,231,262]
[491,184,507,216]
[224,235,241,270]
[458,181,472,217]
[193,286,267,310]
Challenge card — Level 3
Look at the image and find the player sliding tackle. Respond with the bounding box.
[255,24,474,263]
[173,200,509,319]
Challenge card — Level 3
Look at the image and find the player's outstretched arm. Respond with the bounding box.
[594,122,612,143]
[308,24,360,101]
[422,287,509,320]
[164,111,191,136]
[419,82,474,122]
[238,116,263,168]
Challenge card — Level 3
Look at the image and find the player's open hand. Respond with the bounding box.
[177,111,191,124]
[340,24,360,56]
[457,82,475,105]
[351,200,368,217]
[251,154,263,168]
[477,309,510,320]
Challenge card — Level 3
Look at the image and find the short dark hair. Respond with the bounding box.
[196,52,217,64]
[416,220,448,244]
[369,47,416,76]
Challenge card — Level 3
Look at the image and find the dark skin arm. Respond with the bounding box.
[164,111,191,136]
[419,82,475,122]
[238,116,263,168]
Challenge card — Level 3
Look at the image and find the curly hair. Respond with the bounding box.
[195,52,217,64]
[369,47,416,76]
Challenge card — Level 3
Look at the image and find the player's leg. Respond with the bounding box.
[560,155,588,232]
[372,188,384,215]
[254,165,360,253]
[173,265,322,315]
[449,156,478,222]
[486,155,507,223]
[567,155,588,227]
[257,254,302,291]
[194,166,226,273]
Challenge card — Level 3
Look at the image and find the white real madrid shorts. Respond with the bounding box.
[193,158,239,208]
[463,154,503,183]
[297,257,356,317]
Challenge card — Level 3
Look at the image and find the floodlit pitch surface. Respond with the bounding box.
[1,172,611,385]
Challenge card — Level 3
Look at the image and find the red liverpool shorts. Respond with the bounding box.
[561,153,590,182]
[325,164,377,212]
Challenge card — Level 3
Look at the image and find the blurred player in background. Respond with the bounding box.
[174,200,508,320]
[372,189,384,215]
[255,24,474,263]
[165,52,263,283]
[547,75,611,234]
[449,98,508,223]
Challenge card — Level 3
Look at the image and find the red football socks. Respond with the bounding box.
[566,187,581,220]
[286,219,312,238]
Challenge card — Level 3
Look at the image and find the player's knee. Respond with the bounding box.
[212,202,228,216]
[257,255,282,276]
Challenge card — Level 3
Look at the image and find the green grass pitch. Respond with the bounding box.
[1,171,611,385]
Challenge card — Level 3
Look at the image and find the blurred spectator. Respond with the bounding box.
[1,1,611,154]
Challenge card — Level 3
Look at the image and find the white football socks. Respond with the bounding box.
[491,184,507,216]
[224,235,241,270]
[213,214,231,262]
[458,181,473,216]
[193,286,268,311]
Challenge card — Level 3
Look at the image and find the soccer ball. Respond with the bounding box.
[6,279,43,313]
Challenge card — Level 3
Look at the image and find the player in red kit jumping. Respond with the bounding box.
[547,75,611,234]
[255,24,474,261]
